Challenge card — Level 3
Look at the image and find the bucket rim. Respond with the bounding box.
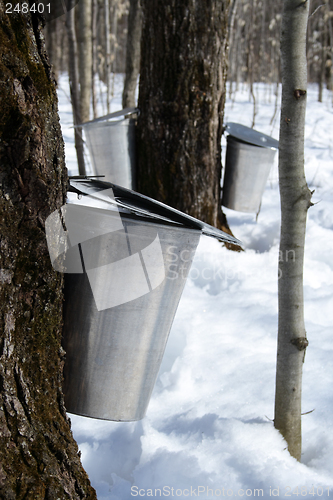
[224,122,279,150]
[68,178,243,248]
[75,107,139,128]
[67,192,201,232]
[82,118,135,129]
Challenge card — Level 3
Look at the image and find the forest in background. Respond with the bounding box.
[44,0,333,120]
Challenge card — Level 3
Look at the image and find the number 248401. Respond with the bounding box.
[6,3,51,14]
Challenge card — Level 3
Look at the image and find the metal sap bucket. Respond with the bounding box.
[222,123,279,213]
[45,179,241,422]
[80,108,138,189]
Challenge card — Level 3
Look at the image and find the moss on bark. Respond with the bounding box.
[0,5,96,498]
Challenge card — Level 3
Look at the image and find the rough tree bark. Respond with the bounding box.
[137,0,232,233]
[0,5,96,497]
[122,0,142,108]
[274,0,311,461]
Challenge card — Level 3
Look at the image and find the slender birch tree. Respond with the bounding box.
[274,0,312,461]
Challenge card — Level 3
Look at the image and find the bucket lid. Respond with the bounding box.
[68,178,242,247]
[76,108,139,128]
[224,122,279,150]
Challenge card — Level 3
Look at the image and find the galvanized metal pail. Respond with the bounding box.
[222,123,279,213]
[62,219,200,421]
[45,179,241,422]
[80,108,137,189]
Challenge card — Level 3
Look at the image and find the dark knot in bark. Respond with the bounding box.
[294,89,307,99]
[291,337,309,351]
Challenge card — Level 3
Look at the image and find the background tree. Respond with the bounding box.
[92,0,99,117]
[0,5,96,497]
[104,0,112,111]
[274,0,312,461]
[122,0,141,108]
[78,0,92,123]
[136,0,232,233]
[307,0,333,101]
[66,0,86,174]
[44,17,63,83]
[42,0,333,116]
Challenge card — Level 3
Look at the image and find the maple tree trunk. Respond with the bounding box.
[137,0,232,233]
[0,5,96,498]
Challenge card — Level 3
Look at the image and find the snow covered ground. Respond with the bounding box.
[57,76,333,499]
